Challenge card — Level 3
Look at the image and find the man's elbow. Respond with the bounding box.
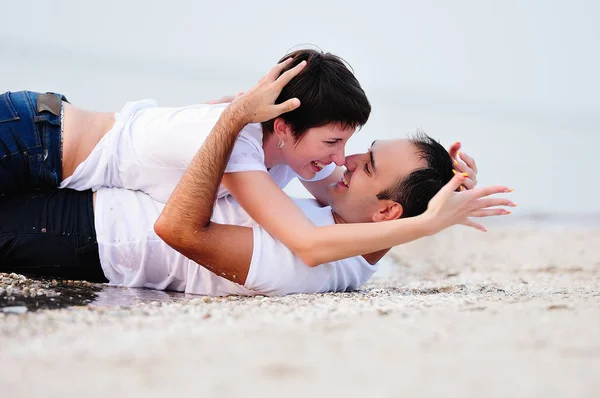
[154,214,211,259]
[154,214,190,249]
[154,215,176,245]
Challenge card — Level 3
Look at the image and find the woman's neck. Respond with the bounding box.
[262,132,286,169]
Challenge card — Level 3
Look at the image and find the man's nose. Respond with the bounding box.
[331,147,346,166]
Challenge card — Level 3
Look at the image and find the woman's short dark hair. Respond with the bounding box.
[262,49,371,141]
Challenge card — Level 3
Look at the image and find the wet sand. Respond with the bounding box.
[1,222,599,397]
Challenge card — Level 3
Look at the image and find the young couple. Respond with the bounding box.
[0,49,513,296]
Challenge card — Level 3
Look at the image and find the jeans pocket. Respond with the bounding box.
[0,92,20,123]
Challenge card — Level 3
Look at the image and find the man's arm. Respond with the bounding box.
[154,104,254,284]
[154,59,305,285]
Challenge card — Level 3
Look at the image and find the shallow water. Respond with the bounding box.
[0,274,188,313]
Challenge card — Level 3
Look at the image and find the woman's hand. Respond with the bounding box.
[448,141,478,190]
[424,173,515,233]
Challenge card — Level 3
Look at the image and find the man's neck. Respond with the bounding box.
[262,130,286,169]
[331,211,390,265]
[331,211,346,225]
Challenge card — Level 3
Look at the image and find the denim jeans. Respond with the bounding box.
[0,91,67,196]
[0,188,106,282]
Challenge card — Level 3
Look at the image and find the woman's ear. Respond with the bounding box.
[372,201,404,222]
[273,118,292,141]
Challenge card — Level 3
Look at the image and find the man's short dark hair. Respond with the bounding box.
[262,49,371,140]
[377,132,455,219]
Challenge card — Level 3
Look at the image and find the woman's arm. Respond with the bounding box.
[299,166,344,207]
[222,169,510,267]
[223,169,409,266]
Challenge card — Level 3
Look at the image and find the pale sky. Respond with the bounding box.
[1,0,598,215]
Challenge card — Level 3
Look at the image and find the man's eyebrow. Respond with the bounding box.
[369,140,377,173]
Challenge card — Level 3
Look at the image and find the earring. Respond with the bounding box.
[277,139,285,149]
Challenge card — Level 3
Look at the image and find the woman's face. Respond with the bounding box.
[279,123,356,180]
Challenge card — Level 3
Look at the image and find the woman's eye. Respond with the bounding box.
[364,163,371,175]
[325,141,337,145]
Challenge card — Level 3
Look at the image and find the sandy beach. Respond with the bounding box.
[1,221,599,397]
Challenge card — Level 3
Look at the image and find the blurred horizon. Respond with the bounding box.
[2,0,598,218]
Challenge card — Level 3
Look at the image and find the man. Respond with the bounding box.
[0,65,513,296]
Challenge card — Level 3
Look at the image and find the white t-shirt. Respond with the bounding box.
[61,100,336,202]
[94,188,378,296]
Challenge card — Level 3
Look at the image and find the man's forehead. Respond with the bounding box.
[372,138,426,175]
[371,138,413,159]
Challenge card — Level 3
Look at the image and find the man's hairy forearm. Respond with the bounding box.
[157,105,246,236]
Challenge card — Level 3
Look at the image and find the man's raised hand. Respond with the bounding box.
[232,58,307,124]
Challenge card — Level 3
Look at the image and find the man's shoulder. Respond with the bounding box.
[211,196,333,228]
[290,198,334,226]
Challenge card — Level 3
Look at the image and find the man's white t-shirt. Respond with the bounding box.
[94,187,378,296]
[61,100,336,202]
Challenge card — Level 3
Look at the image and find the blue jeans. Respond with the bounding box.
[0,91,67,196]
[0,188,105,282]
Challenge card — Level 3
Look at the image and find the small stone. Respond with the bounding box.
[548,304,569,311]
[51,280,58,287]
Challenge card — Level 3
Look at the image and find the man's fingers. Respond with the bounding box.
[207,95,237,104]
[469,208,511,217]
[266,57,295,81]
[458,151,478,174]
[276,60,307,89]
[271,98,301,118]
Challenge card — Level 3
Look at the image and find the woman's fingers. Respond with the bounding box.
[461,218,487,232]
[469,208,511,217]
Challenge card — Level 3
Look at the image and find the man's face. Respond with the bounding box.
[327,138,428,224]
